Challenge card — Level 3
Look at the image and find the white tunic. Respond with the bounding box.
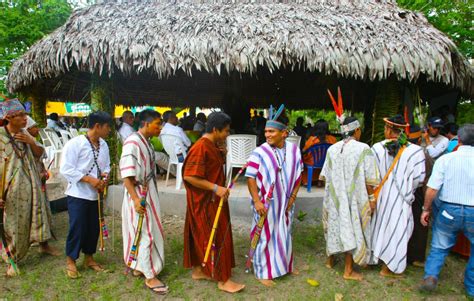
[120,132,165,279]
[370,141,425,273]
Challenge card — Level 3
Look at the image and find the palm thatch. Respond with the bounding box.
[6,0,474,107]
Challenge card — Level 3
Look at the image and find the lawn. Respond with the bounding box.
[0,211,469,300]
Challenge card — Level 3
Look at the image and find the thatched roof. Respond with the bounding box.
[6,0,474,107]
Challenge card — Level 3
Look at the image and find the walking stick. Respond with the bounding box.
[245,182,275,273]
[202,164,248,269]
[97,174,109,252]
[0,157,20,275]
[125,184,148,274]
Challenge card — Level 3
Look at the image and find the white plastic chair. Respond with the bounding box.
[286,135,301,148]
[59,130,72,145]
[39,129,52,148]
[226,134,257,181]
[69,128,79,137]
[43,128,63,168]
[160,134,185,190]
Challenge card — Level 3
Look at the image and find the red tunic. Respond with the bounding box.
[183,137,235,282]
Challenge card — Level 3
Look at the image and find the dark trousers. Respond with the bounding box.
[65,196,99,260]
[407,187,429,263]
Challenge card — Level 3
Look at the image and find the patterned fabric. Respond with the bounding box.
[319,140,379,265]
[370,141,426,273]
[1,98,24,117]
[245,142,302,280]
[0,127,53,263]
[120,132,165,279]
[182,137,235,282]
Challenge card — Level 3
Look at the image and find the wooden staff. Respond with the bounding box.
[97,174,109,252]
[125,184,148,274]
[202,164,248,268]
[0,157,19,275]
[245,182,275,273]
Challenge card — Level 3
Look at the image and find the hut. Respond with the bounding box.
[6,0,474,143]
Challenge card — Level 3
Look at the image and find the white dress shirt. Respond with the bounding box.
[160,122,191,154]
[426,134,449,159]
[428,146,474,206]
[118,123,135,142]
[47,119,62,132]
[60,135,111,201]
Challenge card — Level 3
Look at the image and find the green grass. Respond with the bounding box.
[0,212,470,300]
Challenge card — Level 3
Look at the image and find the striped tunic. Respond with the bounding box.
[370,141,425,273]
[120,132,165,279]
[245,142,302,280]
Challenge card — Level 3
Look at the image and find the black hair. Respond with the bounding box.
[341,116,358,138]
[296,117,304,125]
[313,120,330,142]
[386,114,405,134]
[163,110,175,123]
[88,111,112,128]
[444,123,459,135]
[138,109,161,128]
[49,113,59,121]
[196,112,206,121]
[205,112,231,133]
[458,124,474,146]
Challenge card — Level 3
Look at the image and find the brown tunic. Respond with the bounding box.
[183,137,235,282]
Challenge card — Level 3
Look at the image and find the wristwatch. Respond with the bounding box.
[422,206,430,212]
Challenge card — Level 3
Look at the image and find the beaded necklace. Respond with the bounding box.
[85,134,102,177]
[271,142,291,199]
[5,127,27,159]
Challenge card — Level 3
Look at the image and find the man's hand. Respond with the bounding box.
[369,201,376,214]
[423,131,431,145]
[87,177,105,190]
[133,197,146,215]
[215,186,230,200]
[217,143,227,156]
[14,133,35,146]
[254,200,266,216]
[421,211,431,226]
[0,198,4,209]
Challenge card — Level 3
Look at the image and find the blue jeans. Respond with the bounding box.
[424,202,474,296]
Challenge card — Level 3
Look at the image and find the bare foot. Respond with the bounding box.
[145,278,168,295]
[66,260,80,279]
[380,266,404,278]
[291,268,300,276]
[39,243,61,256]
[6,264,19,277]
[192,266,212,281]
[218,279,246,293]
[325,256,336,269]
[257,279,276,287]
[132,270,144,277]
[343,271,363,281]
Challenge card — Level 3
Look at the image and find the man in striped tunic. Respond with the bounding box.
[120,110,167,295]
[246,107,302,287]
[370,115,426,277]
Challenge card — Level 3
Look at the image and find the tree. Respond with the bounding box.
[397,0,473,59]
[0,0,72,95]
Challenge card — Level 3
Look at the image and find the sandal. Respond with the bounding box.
[86,264,108,273]
[66,268,81,279]
[144,283,169,295]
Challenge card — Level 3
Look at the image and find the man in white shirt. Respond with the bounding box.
[160,111,191,162]
[118,111,135,142]
[47,113,66,133]
[60,111,111,279]
[423,117,449,159]
[420,124,474,297]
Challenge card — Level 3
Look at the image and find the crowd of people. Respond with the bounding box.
[0,97,473,297]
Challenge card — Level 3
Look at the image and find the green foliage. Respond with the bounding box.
[457,100,474,125]
[0,0,72,94]
[397,0,473,58]
[288,109,364,133]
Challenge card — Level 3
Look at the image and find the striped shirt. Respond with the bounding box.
[427,145,474,206]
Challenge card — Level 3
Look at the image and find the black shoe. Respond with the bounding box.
[419,276,438,292]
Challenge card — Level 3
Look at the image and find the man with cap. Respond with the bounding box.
[370,115,426,277]
[423,117,449,159]
[246,105,302,286]
[0,99,56,277]
[320,116,379,281]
